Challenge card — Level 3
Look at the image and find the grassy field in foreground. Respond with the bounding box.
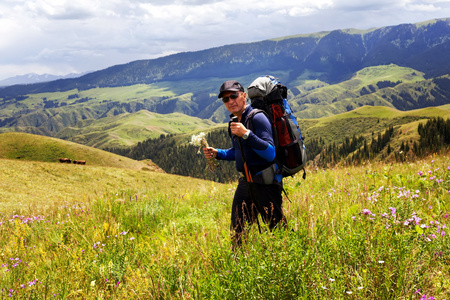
[0,154,449,299]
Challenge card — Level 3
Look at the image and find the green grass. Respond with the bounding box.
[0,132,161,171]
[23,85,176,105]
[0,151,449,299]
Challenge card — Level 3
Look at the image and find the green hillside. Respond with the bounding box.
[0,132,161,171]
[55,110,220,149]
[291,64,427,118]
[1,64,449,141]
[299,104,450,145]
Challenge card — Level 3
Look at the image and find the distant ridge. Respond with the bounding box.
[0,72,89,87]
[0,18,449,98]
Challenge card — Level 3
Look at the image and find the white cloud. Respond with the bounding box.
[0,0,449,80]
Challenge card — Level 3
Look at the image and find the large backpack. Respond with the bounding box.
[247,75,307,179]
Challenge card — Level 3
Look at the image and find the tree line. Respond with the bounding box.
[107,117,450,182]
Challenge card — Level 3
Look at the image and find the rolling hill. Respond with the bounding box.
[0,132,162,172]
[1,64,449,145]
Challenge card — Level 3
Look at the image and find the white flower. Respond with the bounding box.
[190,132,218,171]
[190,132,206,147]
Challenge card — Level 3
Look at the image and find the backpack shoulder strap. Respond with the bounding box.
[245,108,266,132]
[227,110,265,138]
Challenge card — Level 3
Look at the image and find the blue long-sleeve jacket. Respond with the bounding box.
[216,105,282,183]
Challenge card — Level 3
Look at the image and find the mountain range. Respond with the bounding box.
[0,72,90,88]
[0,18,450,149]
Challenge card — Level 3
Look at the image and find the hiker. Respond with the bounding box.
[202,80,286,249]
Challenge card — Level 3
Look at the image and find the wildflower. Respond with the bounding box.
[329,278,335,282]
[120,231,127,235]
[346,291,352,294]
[413,215,422,225]
[378,260,384,264]
[190,132,218,171]
[362,209,374,216]
[389,207,396,216]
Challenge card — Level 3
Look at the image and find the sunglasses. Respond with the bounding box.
[222,92,240,103]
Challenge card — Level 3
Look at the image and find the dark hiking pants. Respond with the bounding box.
[231,177,286,248]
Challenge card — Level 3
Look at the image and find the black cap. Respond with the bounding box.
[218,80,244,98]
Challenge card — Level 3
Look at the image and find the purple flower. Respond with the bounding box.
[362,209,374,216]
[389,207,396,216]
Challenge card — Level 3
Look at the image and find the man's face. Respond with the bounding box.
[222,91,247,116]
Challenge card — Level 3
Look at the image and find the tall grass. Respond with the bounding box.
[0,154,449,299]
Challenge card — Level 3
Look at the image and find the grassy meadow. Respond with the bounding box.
[0,151,449,299]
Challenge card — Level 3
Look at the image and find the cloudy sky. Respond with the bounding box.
[1,0,450,80]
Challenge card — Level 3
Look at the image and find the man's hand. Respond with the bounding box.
[203,147,218,159]
[229,122,248,137]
